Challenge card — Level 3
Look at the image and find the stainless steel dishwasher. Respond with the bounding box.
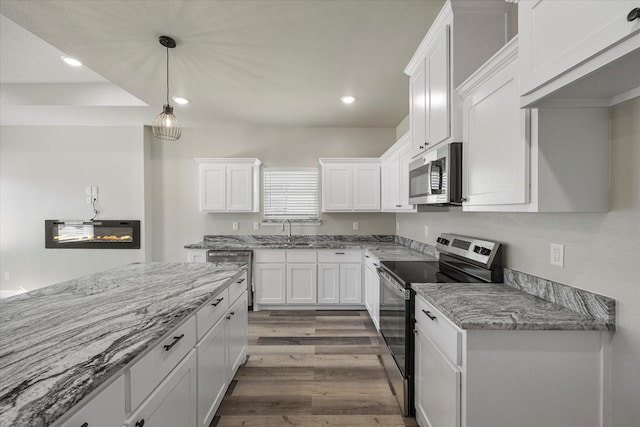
[206,250,253,308]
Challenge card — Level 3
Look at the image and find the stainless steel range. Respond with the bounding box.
[377,233,504,416]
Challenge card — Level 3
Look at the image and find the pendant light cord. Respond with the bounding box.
[166,46,170,106]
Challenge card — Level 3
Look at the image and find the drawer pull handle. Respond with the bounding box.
[365,255,370,258]
[226,311,235,320]
[422,309,436,321]
[628,7,640,22]
[81,423,89,427]
[335,252,345,255]
[211,297,224,307]
[163,334,185,351]
[236,278,246,284]
[135,419,145,427]
[373,263,379,267]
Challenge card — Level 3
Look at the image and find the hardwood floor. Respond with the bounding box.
[211,310,418,427]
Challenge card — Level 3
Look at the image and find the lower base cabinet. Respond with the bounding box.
[60,375,125,427]
[414,294,611,427]
[125,349,198,427]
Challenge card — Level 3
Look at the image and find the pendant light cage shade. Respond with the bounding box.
[152,105,182,141]
[153,35,182,141]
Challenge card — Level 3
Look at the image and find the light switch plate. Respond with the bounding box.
[232,222,239,231]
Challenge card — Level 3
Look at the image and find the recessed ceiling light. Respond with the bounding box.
[340,96,356,104]
[61,56,82,67]
[172,96,189,105]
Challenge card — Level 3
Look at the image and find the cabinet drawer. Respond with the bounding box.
[286,249,317,263]
[128,316,197,412]
[229,272,248,304]
[254,250,286,263]
[61,375,125,427]
[196,289,229,341]
[317,250,362,263]
[415,295,461,365]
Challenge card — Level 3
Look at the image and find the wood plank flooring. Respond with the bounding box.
[211,310,418,427]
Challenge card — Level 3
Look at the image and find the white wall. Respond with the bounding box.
[147,126,397,262]
[0,126,146,295]
[396,98,640,427]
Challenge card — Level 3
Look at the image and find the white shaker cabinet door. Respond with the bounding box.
[410,58,428,157]
[199,163,226,211]
[226,164,253,211]
[415,327,461,427]
[196,319,227,427]
[286,263,317,304]
[254,263,286,304]
[227,292,248,375]
[339,263,362,304]
[352,164,380,211]
[322,164,352,211]
[125,350,198,427]
[427,24,451,149]
[317,263,340,304]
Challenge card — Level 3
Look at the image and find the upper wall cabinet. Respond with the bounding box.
[405,0,513,158]
[319,159,380,212]
[519,1,640,108]
[196,158,262,212]
[380,132,416,213]
[458,37,609,212]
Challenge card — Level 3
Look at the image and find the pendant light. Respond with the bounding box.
[152,35,182,141]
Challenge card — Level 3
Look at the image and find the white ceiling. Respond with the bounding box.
[0,0,445,128]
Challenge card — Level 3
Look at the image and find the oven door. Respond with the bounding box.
[378,268,410,377]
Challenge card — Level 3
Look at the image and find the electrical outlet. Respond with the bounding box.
[253,222,260,230]
[550,243,564,267]
[353,221,359,231]
[232,222,239,231]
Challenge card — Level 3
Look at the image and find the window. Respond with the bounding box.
[263,168,319,220]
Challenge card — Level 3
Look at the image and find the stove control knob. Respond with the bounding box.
[473,245,481,254]
[480,247,491,256]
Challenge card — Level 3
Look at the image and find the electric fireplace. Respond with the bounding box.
[45,220,141,249]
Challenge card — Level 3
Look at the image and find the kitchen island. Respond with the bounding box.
[0,261,248,427]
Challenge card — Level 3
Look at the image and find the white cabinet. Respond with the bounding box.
[458,37,609,212]
[60,376,125,427]
[414,294,611,427]
[363,252,380,330]
[380,132,416,212]
[254,262,286,305]
[405,0,512,157]
[196,158,261,212]
[125,349,198,427]
[319,159,381,212]
[196,318,227,427]
[318,250,363,305]
[227,292,248,374]
[286,263,317,304]
[187,249,208,263]
[519,1,640,107]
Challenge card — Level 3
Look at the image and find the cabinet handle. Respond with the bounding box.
[422,309,436,321]
[373,263,379,267]
[211,297,224,307]
[365,255,370,258]
[135,419,145,427]
[81,423,89,427]
[236,278,246,284]
[460,197,468,203]
[226,311,235,320]
[335,252,345,255]
[628,7,640,21]
[163,334,185,351]
[419,145,424,149]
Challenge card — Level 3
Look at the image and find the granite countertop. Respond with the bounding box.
[412,282,615,331]
[0,262,247,427]
[184,234,437,261]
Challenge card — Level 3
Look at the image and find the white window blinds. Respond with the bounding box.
[263,168,319,220]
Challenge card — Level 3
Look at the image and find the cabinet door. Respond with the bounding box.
[427,24,450,148]
[519,1,637,96]
[61,376,125,427]
[254,263,286,304]
[200,164,226,211]
[339,263,362,304]
[227,292,248,375]
[352,164,380,211]
[410,58,428,156]
[322,164,352,211]
[226,164,253,211]
[196,319,227,427]
[463,57,529,206]
[381,155,400,211]
[317,263,340,304]
[415,328,460,427]
[126,350,197,427]
[187,249,208,263]
[286,263,317,304]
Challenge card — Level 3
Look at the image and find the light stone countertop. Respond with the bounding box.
[412,282,615,331]
[0,262,247,427]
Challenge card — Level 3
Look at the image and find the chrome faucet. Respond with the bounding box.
[281,219,292,239]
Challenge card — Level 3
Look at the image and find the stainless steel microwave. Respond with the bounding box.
[408,142,462,205]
